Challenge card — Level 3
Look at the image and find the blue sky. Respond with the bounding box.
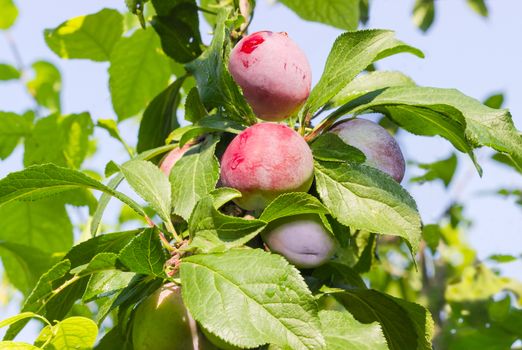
[1,0,522,333]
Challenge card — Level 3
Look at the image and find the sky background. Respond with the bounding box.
[1,0,522,340]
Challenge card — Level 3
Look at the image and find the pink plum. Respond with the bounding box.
[330,119,406,182]
[228,31,312,121]
[261,214,336,268]
[220,123,314,210]
[159,143,191,176]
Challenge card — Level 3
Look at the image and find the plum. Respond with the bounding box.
[220,123,314,210]
[228,31,312,121]
[159,143,191,176]
[132,283,214,350]
[330,118,405,182]
[261,214,336,268]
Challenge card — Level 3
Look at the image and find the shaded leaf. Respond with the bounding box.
[137,78,184,153]
[151,1,202,63]
[186,8,255,124]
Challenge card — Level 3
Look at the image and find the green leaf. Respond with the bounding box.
[184,87,207,123]
[118,228,167,277]
[0,200,73,253]
[209,187,241,208]
[259,193,330,222]
[26,61,61,112]
[330,71,416,109]
[412,0,435,32]
[0,341,40,349]
[483,93,504,109]
[332,289,433,350]
[82,270,135,302]
[137,78,184,153]
[69,253,118,276]
[492,152,521,174]
[467,0,488,17]
[0,312,48,329]
[44,8,123,62]
[186,8,255,125]
[170,135,219,219]
[411,153,457,187]
[0,163,146,218]
[177,114,244,147]
[346,86,522,174]
[4,260,71,340]
[421,224,441,253]
[310,133,366,163]
[319,310,387,350]
[64,230,137,268]
[0,241,57,295]
[121,160,172,223]
[304,30,423,117]
[446,264,522,302]
[0,111,31,160]
[24,113,94,169]
[97,119,133,155]
[180,249,325,349]
[109,27,171,120]
[279,0,359,30]
[188,197,266,252]
[314,160,422,253]
[0,63,20,80]
[151,1,202,63]
[90,144,177,236]
[487,254,518,263]
[0,0,18,30]
[35,317,98,350]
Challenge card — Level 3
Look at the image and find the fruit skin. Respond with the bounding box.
[330,118,406,182]
[261,214,336,268]
[220,123,314,211]
[228,31,312,121]
[159,143,191,176]
[132,283,215,350]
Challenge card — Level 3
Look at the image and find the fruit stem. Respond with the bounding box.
[159,231,175,252]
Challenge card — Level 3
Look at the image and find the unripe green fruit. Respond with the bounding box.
[200,326,242,350]
[132,283,215,350]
